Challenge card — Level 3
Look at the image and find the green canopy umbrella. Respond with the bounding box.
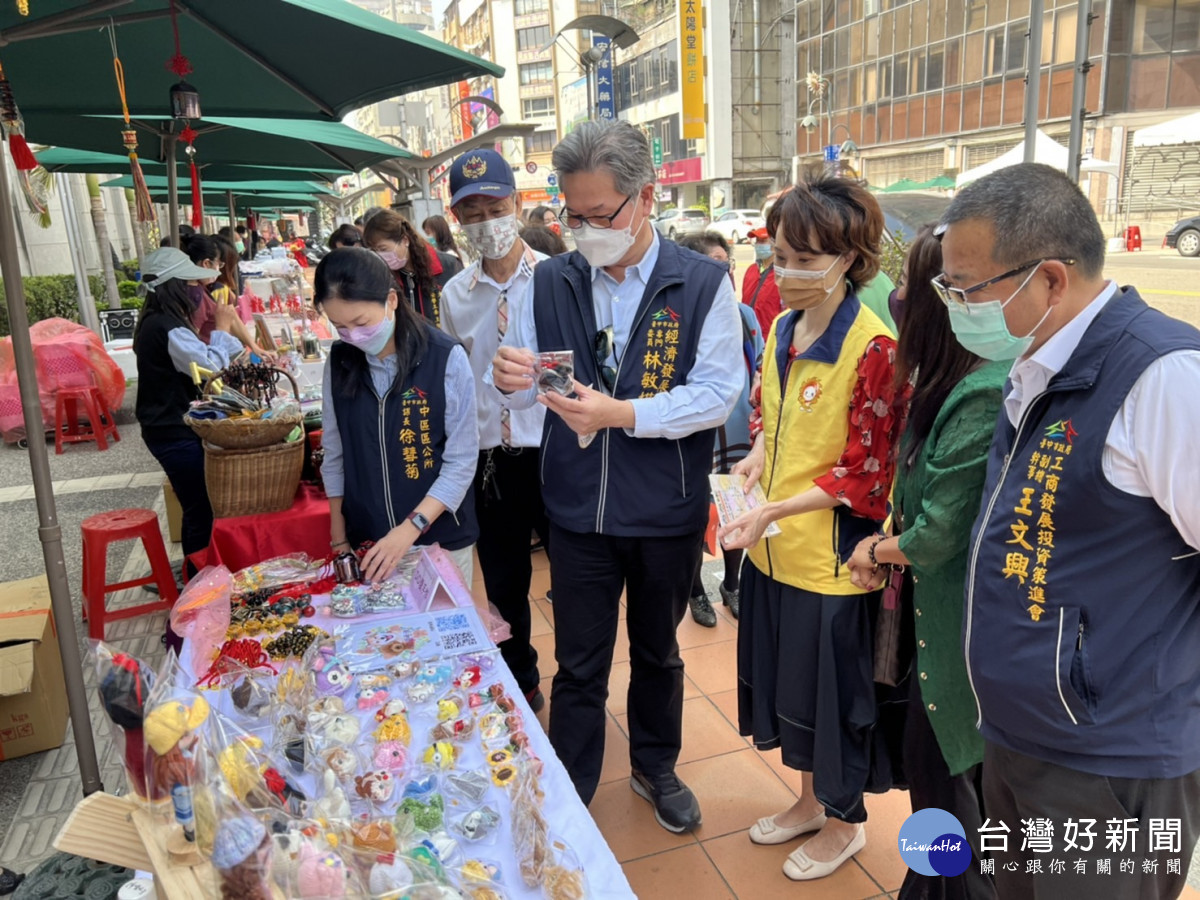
[914,175,956,190]
[879,178,922,193]
[100,174,338,196]
[0,0,502,119]
[35,146,344,183]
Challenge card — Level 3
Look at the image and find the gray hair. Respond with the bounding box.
[552,120,656,196]
[941,163,1105,278]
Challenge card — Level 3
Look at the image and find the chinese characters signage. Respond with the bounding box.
[975,816,1183,878]
[592,36,615,121]
[679,0,705,139]
[457,81,473,141]
[399,387,436,481]
[639,307,683,398]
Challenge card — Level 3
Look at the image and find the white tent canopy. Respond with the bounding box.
[956,129,1119,187]
[1133,111,1200,148]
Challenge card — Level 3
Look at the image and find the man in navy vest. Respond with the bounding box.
[937,162,1200,899]
[489,120,743,832]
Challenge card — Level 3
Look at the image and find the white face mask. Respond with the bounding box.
[462,214,520,260]
[573,206,647,269]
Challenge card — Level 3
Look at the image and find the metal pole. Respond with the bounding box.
[165,134,180,247]
[227,190,236,231]
[55,173,102,336]
[1024,0,1046,162]
[1065,0,1094,182]
[0,142,104,798]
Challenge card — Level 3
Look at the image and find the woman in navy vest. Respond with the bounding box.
[316,248,479,585]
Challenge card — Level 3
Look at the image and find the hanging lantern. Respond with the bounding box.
[170,80,201,120]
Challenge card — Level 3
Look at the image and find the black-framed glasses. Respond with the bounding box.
[594,326,617,393]
[560,195,634,231]
[931,257,1075,308]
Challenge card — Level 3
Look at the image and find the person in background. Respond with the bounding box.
[937,162,1200,900]
[423,214,463,265]
[180,234,264,355]
[158,223,195,248]
[328,224,363,250]
[317,248,479,587]
[212,234,244,302]
[858,267,898,336]
[719,175,907,882]
[526,205,556,228]
[848,225,1006,900]
[520,223,568,257]
[490,120,743,833]
[363,210,450,327]
[678,231,763,626]
[743,226,781,338]
[439,148,550,712]
[132,248,242,576]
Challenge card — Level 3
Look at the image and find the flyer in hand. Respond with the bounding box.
[709,473,782,538]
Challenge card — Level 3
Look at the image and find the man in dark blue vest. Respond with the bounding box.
[937,162,1200,899]
[489,120,743,832]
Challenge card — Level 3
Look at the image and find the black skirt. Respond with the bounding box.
[737,557,904,823]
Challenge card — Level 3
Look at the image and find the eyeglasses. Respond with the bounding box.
[560,195,634,231]
[594,327,617,393]
[931,257,1075,308]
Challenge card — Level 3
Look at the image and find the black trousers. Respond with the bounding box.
[472,448,549,695]
[983,741,1200,900]
[899,676,997,900]
[547,523,701,804]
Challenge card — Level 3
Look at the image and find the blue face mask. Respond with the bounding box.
[945,263,1051,361]
[754,243,773,263]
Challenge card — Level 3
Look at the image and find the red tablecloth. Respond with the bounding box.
[202,484,330,573]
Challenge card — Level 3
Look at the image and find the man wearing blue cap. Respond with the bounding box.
[439,149,551,712]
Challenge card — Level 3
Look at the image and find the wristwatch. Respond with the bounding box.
[407,511,432,535]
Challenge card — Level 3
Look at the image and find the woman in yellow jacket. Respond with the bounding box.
[721,175,909,882]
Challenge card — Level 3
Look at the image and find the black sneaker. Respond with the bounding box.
[719,583,740,620]
[688,591,717,627]
[630,770,701,833]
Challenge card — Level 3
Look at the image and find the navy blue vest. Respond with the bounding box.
[532,241,725,536]
[329,328,478,551]
[966,288,1200,778]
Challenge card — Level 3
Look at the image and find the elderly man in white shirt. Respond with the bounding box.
[936,161,1200,900]
[438,148,551,713]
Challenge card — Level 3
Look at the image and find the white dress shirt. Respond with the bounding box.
[439,243,547,450]
[1005,281,1200,550]
[486,232,743,440]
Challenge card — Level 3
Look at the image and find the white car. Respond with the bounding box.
[710,209,766,244]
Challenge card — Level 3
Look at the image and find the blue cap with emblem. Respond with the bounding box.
[449,149,516,206]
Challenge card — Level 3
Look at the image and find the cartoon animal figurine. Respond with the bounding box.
[373,740,407,771]
[356,684,390,711]
[311,647,353,696]
[369,856,414,896]
[295,841,347,899]
[354,769,396,803]
[429,716,474,743]
[403,772,438,800]
[309,695,345,728]
[467,683,506,710]
[351,819,397,854]
[414,662,452,688]
[388,655,422,680]
[322,746,357,781]
[359,672,393,691]
[322,713,361,745]
[452,805,501,842]
[398,793,445,832]
[453,665,482,690]
[436,694,464,722]
[374,697,408,723]
[311,769,351,822]
[373,713,412,746]
[421,741,460,770]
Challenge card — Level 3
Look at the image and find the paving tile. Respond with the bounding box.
[615,696,746,767]
[680,748,795,841]
[703,829,883,900]
[589,778,698,863]
[599,713,632,786]
[676,605,739,650]
[623,843,734,900]
[530,632,559,680]
[680,640,738,696]
[529,600,553,638]
[529,567,551,600]
[706,689,751,748]
[857,790,915,894]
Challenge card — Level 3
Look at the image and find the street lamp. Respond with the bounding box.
[543,16,640,121]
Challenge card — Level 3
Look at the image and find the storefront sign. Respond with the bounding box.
[593,36,615,121]
[457,81,473,140]
[656,156,704,185]
[680,0,705,139]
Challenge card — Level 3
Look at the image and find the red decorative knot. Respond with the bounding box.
[179,124,199,146]
[167,53,193,79]
[198,638,276,688]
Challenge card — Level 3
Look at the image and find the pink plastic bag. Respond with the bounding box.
[170,566,233,680]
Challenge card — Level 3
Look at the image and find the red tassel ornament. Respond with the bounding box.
[111,31,156,223]
[0,60,36,171]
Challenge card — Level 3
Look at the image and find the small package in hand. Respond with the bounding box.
[535,351,575,396]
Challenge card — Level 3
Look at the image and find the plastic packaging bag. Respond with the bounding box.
[91,642,156,800]
[170,566,233,681]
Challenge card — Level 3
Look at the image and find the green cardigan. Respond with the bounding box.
[894,360,1009,776]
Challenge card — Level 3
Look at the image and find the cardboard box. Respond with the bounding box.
[0,575,69,760]
[163,479,182,544]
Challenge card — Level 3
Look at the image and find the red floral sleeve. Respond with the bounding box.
[813,336,910,520]
[747,359,764,440]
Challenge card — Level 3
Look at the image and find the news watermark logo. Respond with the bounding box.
[898,808,973,877]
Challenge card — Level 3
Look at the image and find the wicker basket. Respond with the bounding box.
[185,367,303,450]
[204,438,304,518]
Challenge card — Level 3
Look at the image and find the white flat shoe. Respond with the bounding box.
[748,811,828,845]
[782,826,866,881]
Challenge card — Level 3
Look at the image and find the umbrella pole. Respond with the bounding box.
[0,144,103,797]
[166,135,180,248]
[55,173,102,336]
[228,190,236,231]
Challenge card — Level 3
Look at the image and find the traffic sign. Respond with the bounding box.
[546,185,560,195]
[547,173,558,186]
[526,161,538,174]
[652,138,663,167]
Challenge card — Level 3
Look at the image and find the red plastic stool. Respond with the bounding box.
[81,509,178,640]
[55,386,120,454]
